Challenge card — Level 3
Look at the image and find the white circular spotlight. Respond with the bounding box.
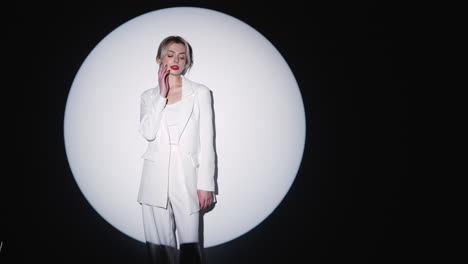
[64,7,306,247]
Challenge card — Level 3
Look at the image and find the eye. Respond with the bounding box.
[180,57,185,60]
[168,55,173,58]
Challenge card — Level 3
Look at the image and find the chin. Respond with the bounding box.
[171,69,184,75]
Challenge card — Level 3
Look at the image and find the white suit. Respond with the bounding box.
[137,75,216,215]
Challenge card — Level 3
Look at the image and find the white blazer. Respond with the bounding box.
[137,75,216,214]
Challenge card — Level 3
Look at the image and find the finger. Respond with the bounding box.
[165,74,170,90]
[159,67,165,82]
[164,69,170,79]
[158,63,164,76]
[159,64,167,77]
[162,67,169,81]
[198,194,203,208]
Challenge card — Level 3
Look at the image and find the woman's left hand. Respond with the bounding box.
[197,190,213,210]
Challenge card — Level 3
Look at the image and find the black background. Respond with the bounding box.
[5,1,409,263]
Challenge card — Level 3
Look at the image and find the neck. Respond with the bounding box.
[168,74,182,88]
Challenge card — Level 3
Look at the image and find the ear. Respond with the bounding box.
[156,57,161,64]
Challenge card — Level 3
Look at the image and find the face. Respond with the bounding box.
[157,42,187,75]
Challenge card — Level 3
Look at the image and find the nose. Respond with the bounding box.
[174,56,179,63]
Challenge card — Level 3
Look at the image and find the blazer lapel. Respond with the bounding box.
[176,75,195,144]
[153,75,196,145]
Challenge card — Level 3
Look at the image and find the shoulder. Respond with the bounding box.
[185,77,211,95]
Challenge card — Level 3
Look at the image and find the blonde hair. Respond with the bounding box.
[156,36,194,75]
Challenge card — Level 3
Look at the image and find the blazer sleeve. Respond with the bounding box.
[197,88,216,192]
[138,90,167,141]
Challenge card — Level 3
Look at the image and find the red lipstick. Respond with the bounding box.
[170,65,179,70]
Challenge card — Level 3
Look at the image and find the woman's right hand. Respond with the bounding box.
[158,63,170,98]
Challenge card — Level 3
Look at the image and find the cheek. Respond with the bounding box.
[162,57,171,64]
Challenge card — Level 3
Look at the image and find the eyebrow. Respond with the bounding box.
[167,50,186,54]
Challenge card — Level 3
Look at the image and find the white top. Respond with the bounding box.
[165,100,182,144]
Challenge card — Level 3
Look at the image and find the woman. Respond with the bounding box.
[137,36,216,264]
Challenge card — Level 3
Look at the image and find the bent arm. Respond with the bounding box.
[197,89,216,191]
[138,91,167,141]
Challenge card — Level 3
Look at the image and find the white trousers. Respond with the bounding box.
[142,146,200,248]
